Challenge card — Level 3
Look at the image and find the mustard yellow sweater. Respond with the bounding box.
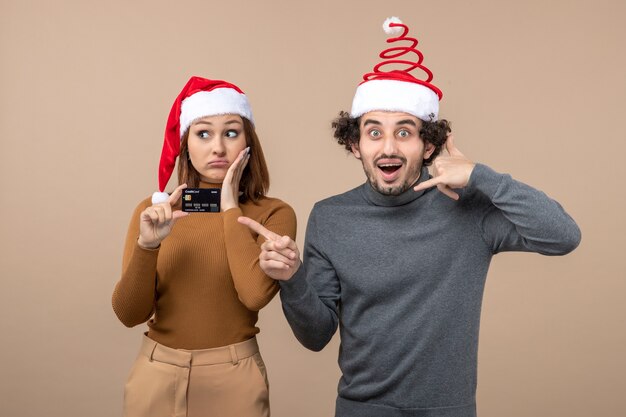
[112,184,296,350]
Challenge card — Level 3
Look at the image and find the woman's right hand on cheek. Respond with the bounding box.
[137,184,189,249]
[221,147,250,212]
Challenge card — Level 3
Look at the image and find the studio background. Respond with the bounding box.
[1,1,624,416]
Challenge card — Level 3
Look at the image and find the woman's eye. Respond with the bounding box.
[225,130,239,138]
[197,130,210,139]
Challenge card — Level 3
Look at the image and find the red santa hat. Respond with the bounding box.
[350,17,443,122]
[152,76,254,204]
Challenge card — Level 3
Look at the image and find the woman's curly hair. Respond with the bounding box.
[331,111,451,166]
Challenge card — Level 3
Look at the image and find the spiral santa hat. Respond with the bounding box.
[152,76,254,204]
[351,17,443,122]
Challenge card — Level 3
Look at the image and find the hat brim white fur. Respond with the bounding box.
[350,79,439,121]
[180,88,254,137]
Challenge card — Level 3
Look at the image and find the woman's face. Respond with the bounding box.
[186,114,247,183]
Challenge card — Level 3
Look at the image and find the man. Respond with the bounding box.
[239,17,580,417]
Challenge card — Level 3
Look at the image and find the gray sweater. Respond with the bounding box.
[279,164,581,417]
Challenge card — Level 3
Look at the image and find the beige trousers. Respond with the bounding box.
[123,334,270,417]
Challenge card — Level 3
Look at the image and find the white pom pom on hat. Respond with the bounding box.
[382,17,403,35]
[151,191,170,205]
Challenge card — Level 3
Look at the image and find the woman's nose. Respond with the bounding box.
[212,138,226,155]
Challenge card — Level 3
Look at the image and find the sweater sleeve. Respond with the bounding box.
[222,200,297,311]
[111,199,159,327]
[279,206,340,351]
[464,163,581,255]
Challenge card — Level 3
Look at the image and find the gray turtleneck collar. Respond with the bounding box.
[358,166,432,207]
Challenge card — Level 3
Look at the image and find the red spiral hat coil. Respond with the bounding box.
[362,20,442,100]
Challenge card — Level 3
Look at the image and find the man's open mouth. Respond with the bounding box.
[377,163,402,175]
[375,158,404,182]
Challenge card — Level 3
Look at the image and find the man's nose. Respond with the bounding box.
[382,135,398,155]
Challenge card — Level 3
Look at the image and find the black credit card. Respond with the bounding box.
[182,188,221,212]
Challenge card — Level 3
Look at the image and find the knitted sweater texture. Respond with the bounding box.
[113,183,296,350]
[279,164,580,417]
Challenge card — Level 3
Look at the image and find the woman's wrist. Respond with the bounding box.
[220,195,238,212]
[137,237,160,250]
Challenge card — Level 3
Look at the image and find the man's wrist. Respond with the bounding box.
[279,263,308,295]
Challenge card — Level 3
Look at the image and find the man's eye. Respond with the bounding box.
[370,130,381,138]
[225,130,239,138]
[398,130,410,138]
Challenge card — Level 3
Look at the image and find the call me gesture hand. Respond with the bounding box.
[413,135,476,200]
[238,217,301,281]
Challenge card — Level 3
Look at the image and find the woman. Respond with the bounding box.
[112,76,297,417]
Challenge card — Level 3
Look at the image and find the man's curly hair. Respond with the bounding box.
[331,111,451,166]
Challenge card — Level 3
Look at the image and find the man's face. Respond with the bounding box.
[351,111,435,196]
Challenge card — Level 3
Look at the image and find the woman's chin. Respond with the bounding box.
[199,174,225,184]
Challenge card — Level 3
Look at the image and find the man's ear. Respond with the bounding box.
[350,143,361,159]
[423,142,436,160]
